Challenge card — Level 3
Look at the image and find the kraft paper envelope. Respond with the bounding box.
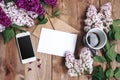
[32,18,53,38]
[32,17,79,38]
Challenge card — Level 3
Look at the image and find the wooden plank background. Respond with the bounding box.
[0,0,120,80]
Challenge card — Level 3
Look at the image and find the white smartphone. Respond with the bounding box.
[16,31,36,64]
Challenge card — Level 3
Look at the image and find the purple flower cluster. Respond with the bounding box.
[15,0,45,15]
[0,0,2,2]
[0,7,11,27]
[44,0,57,6]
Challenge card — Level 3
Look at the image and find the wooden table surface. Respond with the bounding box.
[0,0,120,80]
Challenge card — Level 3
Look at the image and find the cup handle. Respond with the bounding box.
[83,35,98,55]
[90,49,98,55]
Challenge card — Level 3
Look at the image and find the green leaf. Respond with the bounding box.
[113,26,120,32]
[41,1,47,9]
[106,68,114,78]
[115,32,120,40]
[2,28,15,43]
[40,0,44,2]
[92,66,106,80]
[108,21,120,40]
[93,56,106,63]
[113,19,120,27]
[106,45,117,61]
[37,15,48,24]
[37,15,45,21]
[11,24,26,32]
[114,67,120,78]
[11,24,21,29]
[39,18,48,24]
[4,0,14,3]
[116,54,120,63]
[105,41,111,51]
[52,9,61,17]
[108,30,115,40]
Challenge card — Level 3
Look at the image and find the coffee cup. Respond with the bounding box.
[85,28,107,50]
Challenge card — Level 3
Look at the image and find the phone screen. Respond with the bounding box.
[17,35,35,59]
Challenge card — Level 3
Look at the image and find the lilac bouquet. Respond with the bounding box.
[0,0,60,43]
[65,47,93,77]
[84,2,113,33]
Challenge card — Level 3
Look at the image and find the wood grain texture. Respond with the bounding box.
[52,56,78,80]
[0,34,25,80]
[56,0,78,30]
[0,0,120,80]
[26,27,52,80]
[32,24,52,79]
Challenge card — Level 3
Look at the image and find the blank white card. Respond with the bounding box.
[37,28,77,57]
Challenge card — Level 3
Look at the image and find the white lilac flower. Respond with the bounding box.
[98,13,105,19]
[0,1,35,27]
[84,26,91,32]
[65,51,75,63]
[73,60,80,73]
[0,24,5,32]
[104,27,110,33]
[104,11,112,17]
[65,61,73,69]
[68,69,78,77]
[79,47,93,73]
[100,2,113,27]
[105,17,113,25]
[91,14,99,23]
[92,21,104,30]
[84,18,93,26]
[86,5,97,18]
[100,2,112,13]
[87,5,97,12]
[27,11,38,19]
[86,11,95,18]
[65,47,93,77]
[84,2,113,33]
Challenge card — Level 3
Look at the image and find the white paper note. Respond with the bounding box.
[37,28,77,57]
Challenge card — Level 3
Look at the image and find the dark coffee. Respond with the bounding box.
[87,32,100,47]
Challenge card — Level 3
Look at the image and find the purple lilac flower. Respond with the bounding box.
[16,0,45,15]
[28,67,32,71]
[37,64,41,69]
[0,7,11,27]
[0,0,2,2]
[44,0,57,6]
[37,58,40,62]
